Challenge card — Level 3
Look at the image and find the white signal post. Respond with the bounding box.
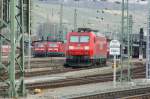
[113,55,117,87]
[110,40,120,88]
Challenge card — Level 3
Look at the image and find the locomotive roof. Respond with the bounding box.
[69,31,106,38]
[32,40,47,43]
[77,28,98,33]
[95,33,106,37]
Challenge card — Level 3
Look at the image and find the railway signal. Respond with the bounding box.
[110,40,120,87]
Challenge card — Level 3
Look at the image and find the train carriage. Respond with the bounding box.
[65,28,108,67]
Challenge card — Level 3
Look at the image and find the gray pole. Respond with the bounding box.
[28,0,31,72]
[0,0,3,69]
[59,2,63,41]
[74,8,77,31]
[74,0,80,31]
[9,0,16,96]
[120,0,125,82]
[127,15,133,81]
[52,8,54,17]
[139,28,144,60]
[146,0,150,79]
[126,0,131,81]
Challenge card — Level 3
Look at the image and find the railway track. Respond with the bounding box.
[0,66,85,81]
[73,86,150,99]
[5,70,141,98]
[121,93,150,99]
[2,57,65,69]
[16,62,145,80]
[21,59,146,78]
[24,67,83,77]
[26,65,145,90]
[1,58,113,80]
[1,58,145,82]
[0,59,145,96]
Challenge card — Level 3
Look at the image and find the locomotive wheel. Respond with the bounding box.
[63,63,69,68]
[33,54,37,58]
[96,59,100,65]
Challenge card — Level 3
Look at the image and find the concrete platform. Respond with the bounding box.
[26,79,150,99]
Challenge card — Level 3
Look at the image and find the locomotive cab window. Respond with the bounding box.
[80,36,89,43]
[49,43,58,47]
[37,44,44,47]
[70,36,79,42]
[70,36,89,43]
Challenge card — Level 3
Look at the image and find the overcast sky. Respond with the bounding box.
[39,0,148,5]
[108,0,147,4]
[78,0,148,5]
[98,0,148,4]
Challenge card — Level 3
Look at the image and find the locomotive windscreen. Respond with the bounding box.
[70,36,89,43]
[35,43,44,47]
[49,43,58,47]
[70,36,79,42]
[80,36,89,42]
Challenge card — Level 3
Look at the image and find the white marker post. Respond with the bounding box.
[113,55,117,87]
[110,40,120,88]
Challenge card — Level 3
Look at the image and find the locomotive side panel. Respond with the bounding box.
[93,36,107,65]
[94,36,107,58]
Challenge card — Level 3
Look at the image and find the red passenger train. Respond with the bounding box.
[32,40,66,57]
[32,41,47,57]
[65,28,108,67]
[47,41,65,56]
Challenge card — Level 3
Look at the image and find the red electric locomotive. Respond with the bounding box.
[2,45,11,56]
[47,41,65,56]
[32,41,47,57]
[65,28,108,67]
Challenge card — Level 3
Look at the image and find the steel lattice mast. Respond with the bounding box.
[59,2,63,41]
[74,0,80,32]
[0,0,3,70]
[120,0,130,81]
[0,0,30,97]
[127,15,133,81]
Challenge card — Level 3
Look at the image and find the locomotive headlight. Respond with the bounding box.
[54,48,58,50]
[84,46,89,50]
[69,46,74,50]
